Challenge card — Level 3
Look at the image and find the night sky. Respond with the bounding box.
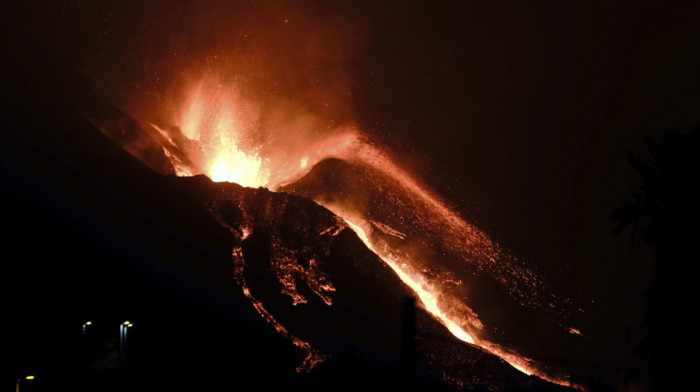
[3,0,700,389]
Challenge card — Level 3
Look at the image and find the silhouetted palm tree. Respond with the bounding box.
[614,126,700,392]
[613,137,666,247]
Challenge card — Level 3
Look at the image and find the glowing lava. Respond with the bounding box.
[161,80,270,187]
[336,214,582,387]
[339,213,476,345]
[149,78,582,390]
[208,138,266,185]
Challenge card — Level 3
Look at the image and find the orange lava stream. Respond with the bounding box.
[207,197,325,372]
[234,247,325,373]
[339,214,476,345]
[333,210,582,390]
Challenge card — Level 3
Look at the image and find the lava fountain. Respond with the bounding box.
[146,77,582,389]
[155,80,270,186]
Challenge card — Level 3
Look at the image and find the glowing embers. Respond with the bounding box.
[271,245,336,306]
[333,210,582,388]
[177,81,270,187]
[331,211,480,346]
[232,245,325,372]
[205,190,342,372]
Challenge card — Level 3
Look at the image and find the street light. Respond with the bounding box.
[82,321,92,336]
[16,375,35,392]
[119,321,134,368]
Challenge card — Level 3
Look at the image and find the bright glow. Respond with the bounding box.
[323,205,583,389]
[176,80,270,187]
[123,321,130,325]
[85,321,92,325]
[209,142,267,186]
[569,327,582,336]
[451,326,473,343]
[339,215,476,344]
[337,213,550,379]
[25,376,35,380]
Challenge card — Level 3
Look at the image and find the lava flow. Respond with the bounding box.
[145,78,582,389]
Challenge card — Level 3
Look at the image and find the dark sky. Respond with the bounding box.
[385,3,700,357]
[4,0,700,368]
[357,0,700,314]
[345,2,700,346]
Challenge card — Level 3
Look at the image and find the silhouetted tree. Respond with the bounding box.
[614,126,700,391]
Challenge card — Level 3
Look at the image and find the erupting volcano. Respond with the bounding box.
[123,76,586,388]
[9,1,685,391]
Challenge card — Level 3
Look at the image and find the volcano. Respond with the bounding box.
[0,30,591,392]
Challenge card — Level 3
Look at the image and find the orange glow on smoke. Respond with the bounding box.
[177,81,269,187]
